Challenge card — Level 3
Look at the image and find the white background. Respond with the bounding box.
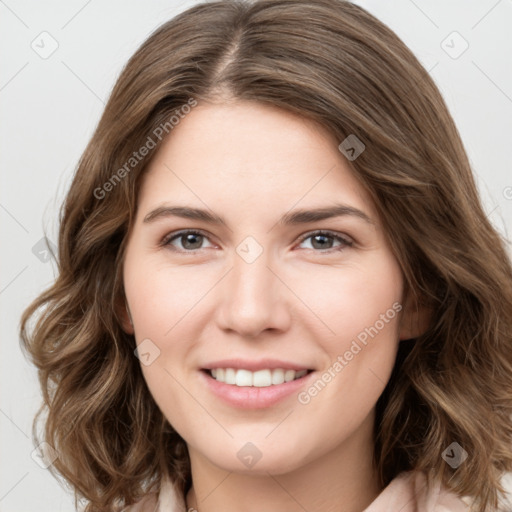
[1,0,511,510]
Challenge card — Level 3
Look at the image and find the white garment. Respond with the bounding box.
[122,470,472,511]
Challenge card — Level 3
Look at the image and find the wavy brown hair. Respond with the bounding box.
[19,0,512,511]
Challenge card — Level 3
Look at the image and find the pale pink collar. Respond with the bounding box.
[125,469,471,512]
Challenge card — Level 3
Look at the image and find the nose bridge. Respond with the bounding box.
[232,248,273,301]
[216,241,289,336]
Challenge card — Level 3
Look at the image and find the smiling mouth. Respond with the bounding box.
[203,368,314,387]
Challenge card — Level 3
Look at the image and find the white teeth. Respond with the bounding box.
[284,369,296,382]
[209,368,309,387]
[225,368,236,385]
[253,369,272,387]
[235,369,252,386]
[272,368,284,384]
[271,369,285,385]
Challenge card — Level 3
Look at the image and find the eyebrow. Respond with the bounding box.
[143,203,374,226]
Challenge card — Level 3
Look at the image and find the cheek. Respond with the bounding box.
[294,257,403,416]
[125,261,208,339]
[124,263,205,430]
[296,258,403,413]
[291,258,403,351]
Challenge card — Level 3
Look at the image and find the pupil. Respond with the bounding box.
[183,234,202,249]
[312,234,332,249]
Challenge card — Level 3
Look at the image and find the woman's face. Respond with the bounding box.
[122,99,414,475]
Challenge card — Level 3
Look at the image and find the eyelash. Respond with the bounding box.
[160,229,353,254]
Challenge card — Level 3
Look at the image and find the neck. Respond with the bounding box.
[185,411,382,512]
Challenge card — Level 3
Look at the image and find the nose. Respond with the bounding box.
[215,249,292,338]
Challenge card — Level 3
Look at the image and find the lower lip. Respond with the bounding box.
[200,370,314,409]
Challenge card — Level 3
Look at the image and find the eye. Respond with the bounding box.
[297,230,353,252]
[161,229,353,254]
[161,229,215,252]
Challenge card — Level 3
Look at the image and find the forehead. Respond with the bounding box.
[137,100,377,222]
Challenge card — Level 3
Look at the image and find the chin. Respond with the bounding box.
[199,440,312,476]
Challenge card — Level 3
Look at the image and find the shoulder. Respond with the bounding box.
[121,492,159,512]
[122,469,472,512]
[363,470,472,512]
[122,474,186,512]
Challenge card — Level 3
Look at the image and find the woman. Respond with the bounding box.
[19,1,512,511]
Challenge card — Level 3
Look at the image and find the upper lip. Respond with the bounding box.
[202,358,313,372]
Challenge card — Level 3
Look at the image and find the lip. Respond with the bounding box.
[200,368,315,409]
[201,358,312,372]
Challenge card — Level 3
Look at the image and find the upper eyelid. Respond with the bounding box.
[162,228,216,245]
[297,230,353,244]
